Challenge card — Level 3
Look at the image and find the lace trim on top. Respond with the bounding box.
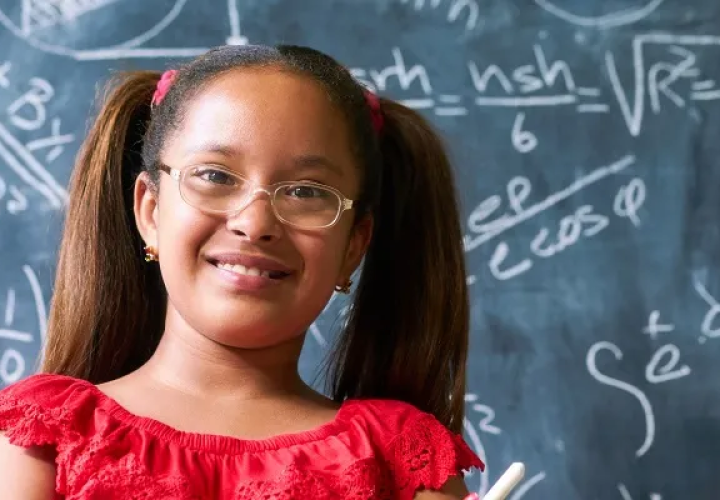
[6,374,360,454]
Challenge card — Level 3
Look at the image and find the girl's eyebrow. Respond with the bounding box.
[183,143,345,177]
[182,142,241,158]
[291,154,345,177]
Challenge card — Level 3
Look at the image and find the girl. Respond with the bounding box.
[0,44,484,499]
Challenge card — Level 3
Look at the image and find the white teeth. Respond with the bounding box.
[216,263,270,278]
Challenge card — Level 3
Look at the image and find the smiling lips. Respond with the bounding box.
[207,253,293,281]
[216,262,286,279]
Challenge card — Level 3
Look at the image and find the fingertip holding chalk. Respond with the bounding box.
[480,462,526,500]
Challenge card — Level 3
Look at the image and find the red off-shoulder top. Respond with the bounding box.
[0,374,484,499]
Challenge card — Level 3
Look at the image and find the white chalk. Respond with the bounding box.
[482,462,526,500]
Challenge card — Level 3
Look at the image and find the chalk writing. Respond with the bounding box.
[508,472,547,500]
[399,0,481,31]
[0,61,10,88]
[463,155,643,281]
[0,174,29,214]
[613,178,646,226]
[693,275,720,344]
[468,44,577,105]
[0,287,27,384]
[511,112,537,153]
[462,393,547,499]
[467,35,720,140]
[21,0,122,34]
[26,118,74,163]
[642,310,674,340]
[0,266,46,385]
[0,0,210,60]
[618,484,663,500]
[645,344,691,384]
[348,34,720,154]
[464,156,632,249]
[0,68,70,210]
[8,77,53,129]
[465,393,501,435]
[534,0,665,29]
[462,416,489,494]
[607,34,720,137]
[586,341,656,457]
[587,310,691,458]
[349,47,450,115]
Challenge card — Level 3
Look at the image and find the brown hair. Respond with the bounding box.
[42,45,470,433]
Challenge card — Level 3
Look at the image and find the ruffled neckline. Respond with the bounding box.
[59,374,359,454]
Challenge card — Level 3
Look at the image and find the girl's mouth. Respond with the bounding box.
[212,261,290,280]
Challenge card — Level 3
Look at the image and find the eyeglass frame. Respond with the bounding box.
[156,163,356,229]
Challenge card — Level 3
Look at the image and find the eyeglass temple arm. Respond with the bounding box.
[158,163,181,181]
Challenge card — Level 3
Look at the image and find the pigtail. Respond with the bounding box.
[330,99,469,433]
[41,71,167,383]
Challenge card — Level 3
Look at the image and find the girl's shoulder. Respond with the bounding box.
[346,396,464,443]
[346,397,485,477]
[0,373,100,448]
[0,372,86,397]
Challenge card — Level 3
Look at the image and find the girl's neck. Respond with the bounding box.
[134,320,313,403]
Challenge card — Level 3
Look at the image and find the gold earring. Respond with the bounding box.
[144,245,158,262]
[334,279,353,294]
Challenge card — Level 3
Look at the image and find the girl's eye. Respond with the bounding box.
[196,169,236,186]
[285,185,327,198]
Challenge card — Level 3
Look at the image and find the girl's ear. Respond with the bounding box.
[134,172,159,248]
[337,214,373,288]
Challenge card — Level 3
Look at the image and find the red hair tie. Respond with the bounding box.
[364,90,384,133]
[152,69,178,107]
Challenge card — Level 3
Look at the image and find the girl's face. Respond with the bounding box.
[135,68,372,349]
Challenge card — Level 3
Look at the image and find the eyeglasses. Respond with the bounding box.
[157,163,355,229]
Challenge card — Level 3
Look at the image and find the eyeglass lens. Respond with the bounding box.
[180,165,343,228]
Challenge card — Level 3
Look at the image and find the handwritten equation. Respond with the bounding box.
[0,265,46,385]
[0,61,70,215]
[350,34,720,153]
[461,270,720,500]
[586,272,720,465]
[462,153,646,282]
